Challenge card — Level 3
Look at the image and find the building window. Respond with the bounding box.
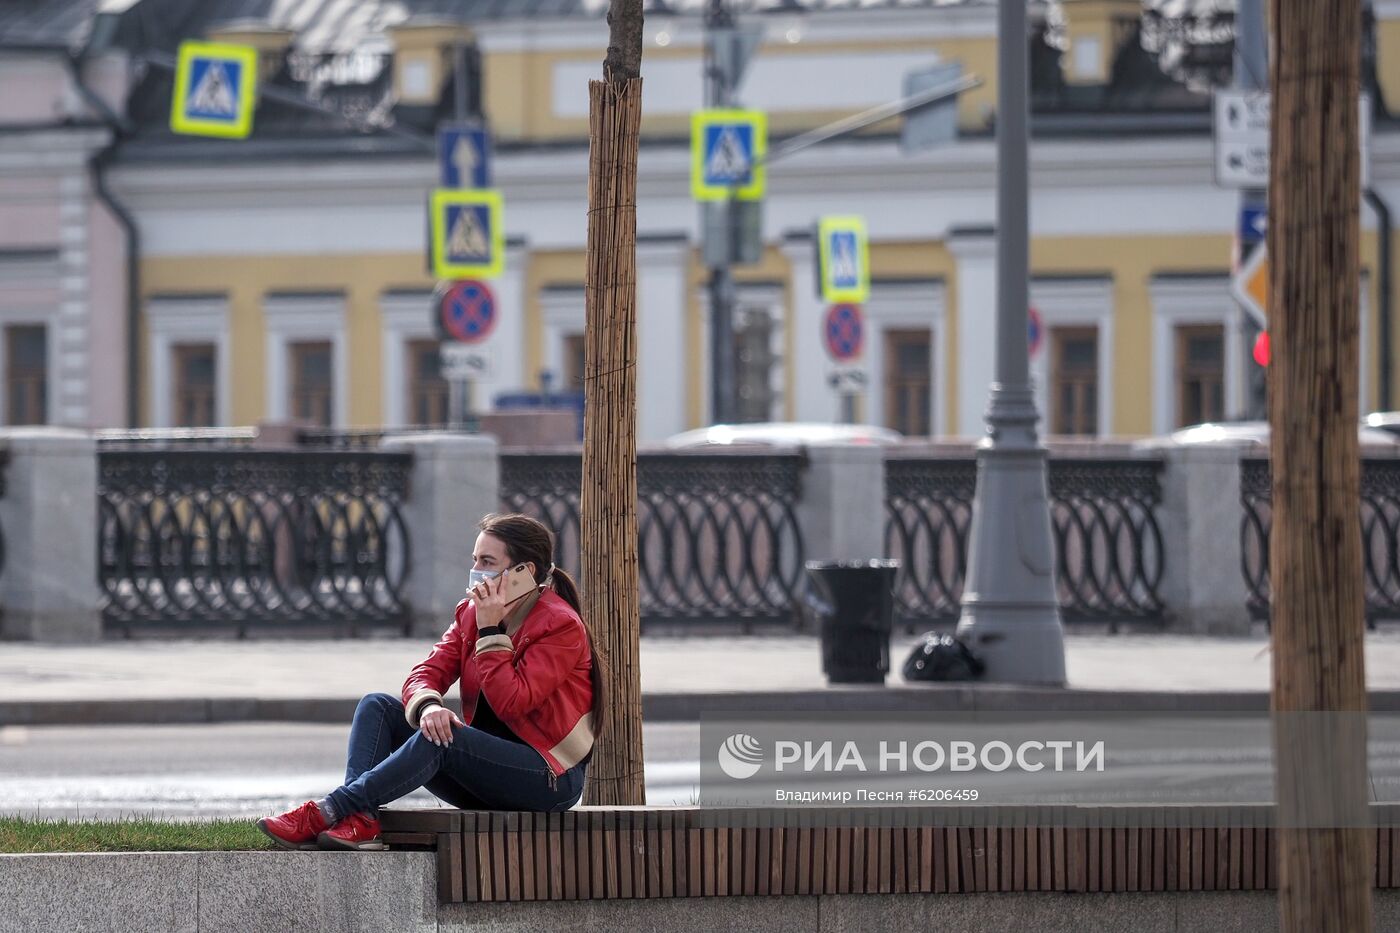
[289,340,333,427]
[407,339,448,426]
[883,328,932,436]
[6,324,46,426]
[1175,323,1226,428]
[1050,326,1098,435]
[563,333,586,394]
[734,307,776,424]
[172,342,217,427]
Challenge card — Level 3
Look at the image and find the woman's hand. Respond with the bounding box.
[470,570,510,631]
[420,704,465,746]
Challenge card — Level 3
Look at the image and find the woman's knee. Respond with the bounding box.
[355,692,402,720]
[402,729,449,763]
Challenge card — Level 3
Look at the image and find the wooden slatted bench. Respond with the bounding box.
[381,804,1400,905]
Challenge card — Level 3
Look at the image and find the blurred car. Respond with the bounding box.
[1365,411,1400,438]
[664,422,904,449]
[1132,420,1396,450]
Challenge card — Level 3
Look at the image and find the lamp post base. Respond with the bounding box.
[954,438,1067,686]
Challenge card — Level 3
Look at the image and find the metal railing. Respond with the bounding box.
[884,455,1167,627]
[1241,456,1400,624]
[95,427,260,448]
[884,458,976,621]
[500,450,807,627]
[97,448,412,635]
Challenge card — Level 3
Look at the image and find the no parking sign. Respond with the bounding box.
[824,303,865,362]
[437,280,497,344]
[1028,305,1043,359]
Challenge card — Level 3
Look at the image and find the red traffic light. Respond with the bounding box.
[1253,331,1271,368]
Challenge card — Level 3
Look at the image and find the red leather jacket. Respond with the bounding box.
[401,588,595,777]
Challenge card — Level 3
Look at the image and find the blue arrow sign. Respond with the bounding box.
[1239,206,1267,246]
[438,124,492,189]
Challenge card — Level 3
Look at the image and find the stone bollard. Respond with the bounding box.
[1158,441,1254,635]
[0,428,100,641]
[381,432,499,637]
[795,444,887,562]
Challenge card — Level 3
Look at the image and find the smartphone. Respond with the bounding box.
[471,563,537,606]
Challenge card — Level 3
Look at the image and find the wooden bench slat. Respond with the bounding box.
[437,812,462,904]
[520,813,536,902]
[786,822,802,897]
[675,817,689,898]
[380,808,459,834]
[985,825,999,894]
[586,810,601,900]
[1377,826,1387,891]
[421,805,1400,904]
[534,811,549,901]
[382,832,435,847]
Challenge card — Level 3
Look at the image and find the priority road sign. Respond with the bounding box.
[170,41,258,139]
[438,124,492,189]
[691,109,766,201]
[430,189,504,280]
[818,216,870,304]
[824,303,865,362]
[1233,244,1269,329]
[438,280,497,344]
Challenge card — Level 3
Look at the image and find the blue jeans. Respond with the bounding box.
[327,692,588,819]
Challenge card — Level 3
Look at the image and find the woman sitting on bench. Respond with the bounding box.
[258,512,603,851]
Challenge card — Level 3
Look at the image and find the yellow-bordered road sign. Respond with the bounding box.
[818,216,870,304]
[1232,244,1269,329]
[691,109,767,201]
[430,189,505,280]
[170,41,258,139]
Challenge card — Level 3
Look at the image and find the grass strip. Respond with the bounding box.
[0,817,273,853]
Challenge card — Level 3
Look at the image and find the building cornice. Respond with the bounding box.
[108,131,1260,208]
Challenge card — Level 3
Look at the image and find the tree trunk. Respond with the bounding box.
[1268,2,1372,930]
[580,0,645,807]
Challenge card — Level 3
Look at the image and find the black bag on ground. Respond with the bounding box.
[901,632,985,682]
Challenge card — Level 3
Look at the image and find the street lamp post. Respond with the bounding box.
[952,0,1066,684]
[705,0,738,426]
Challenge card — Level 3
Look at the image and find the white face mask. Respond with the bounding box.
[468,568,501,590]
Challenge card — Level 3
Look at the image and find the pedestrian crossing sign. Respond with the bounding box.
[430,189,505,279]
[691,109,766,201]
[818,216,869,304]
[170,41,258,139]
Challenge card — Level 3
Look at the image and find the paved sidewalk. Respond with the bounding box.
[3,629,1400,724]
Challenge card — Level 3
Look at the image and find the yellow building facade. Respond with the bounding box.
[105,0,1400,442]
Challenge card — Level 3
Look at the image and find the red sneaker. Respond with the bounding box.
[256,801,328,851]
[318,812,386,851]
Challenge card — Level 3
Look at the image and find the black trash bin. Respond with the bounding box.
[804,559,900,685]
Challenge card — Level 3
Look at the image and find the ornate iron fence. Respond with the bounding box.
[884,458,977,620]
[884,456,1167,627]
[97,448,412,635]
[500,451,806,627]
[1240,458,1271,619]
[1240,457,1400,624]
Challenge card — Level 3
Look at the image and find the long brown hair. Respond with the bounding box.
[478,513,606,739]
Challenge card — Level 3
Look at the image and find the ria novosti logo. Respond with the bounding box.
[717,733,764,779]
